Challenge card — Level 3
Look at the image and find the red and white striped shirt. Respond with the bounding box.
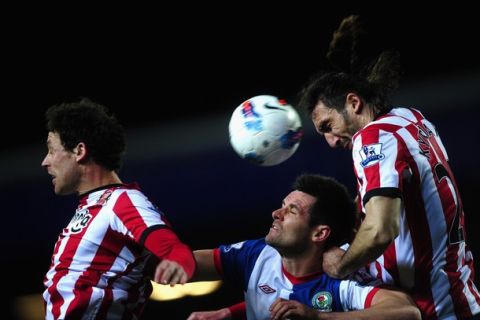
[352,107,480,319]
[43,183,192,319]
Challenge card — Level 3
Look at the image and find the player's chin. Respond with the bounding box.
[265,233,277,245]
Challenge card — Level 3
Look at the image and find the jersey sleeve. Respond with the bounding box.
[353,126,409,208]
[142,227,195,278]
[228,301,247,320]
[338,268,382,311]
[216,239,266,290]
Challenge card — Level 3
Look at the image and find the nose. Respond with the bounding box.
[272,208,284,220]
[324,133,342,148]
[41,154,49,168]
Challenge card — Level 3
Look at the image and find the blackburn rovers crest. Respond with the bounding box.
[312,291,333,312]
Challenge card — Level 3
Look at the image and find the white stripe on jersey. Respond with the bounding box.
[245,246,286,320]
[339,277,379,311]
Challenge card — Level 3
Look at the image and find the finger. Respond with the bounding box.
[272,301,295,320]
[270,301,289,320]
[167,265,188,286]
[168,268,183,286]
[157,262,175,284]
[270,297,285,311]
[178,271,188,285]
[153,262,168,283]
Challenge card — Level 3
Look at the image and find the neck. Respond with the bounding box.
[77,162,122,195]
[357,104,377,129]
[281,246,323,277]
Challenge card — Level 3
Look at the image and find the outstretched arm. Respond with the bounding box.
[142,227,196,285]
[189,249,223,282]
[323,196,401,278]
[269,287,420,320]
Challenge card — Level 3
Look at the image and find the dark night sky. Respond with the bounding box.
[2,6,479,152]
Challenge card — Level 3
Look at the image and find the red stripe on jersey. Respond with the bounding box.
[98,257,148,319]
[67,227,129,318]
[48,204,104,318]
[409,119,472,317]
[213,248,224,276]
[409,108,424,123]
[402,167,437,319]
[360,128,381,191]
[112,192,149,241]
[364,287,380,308]
[382,243,399,286]
[374,261,383,281]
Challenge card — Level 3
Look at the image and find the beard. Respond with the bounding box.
[266,230,310,257]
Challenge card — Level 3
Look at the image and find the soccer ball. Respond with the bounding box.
[228,95,303,166]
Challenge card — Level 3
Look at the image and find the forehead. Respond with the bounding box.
[284,190,316,209]
[47,132,62,146]
[311,102,334,122]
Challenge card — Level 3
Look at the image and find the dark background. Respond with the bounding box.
[2,5,479,319]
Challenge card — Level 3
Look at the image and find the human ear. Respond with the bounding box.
[74,142,88,163]
[346,93,363,114]
[312,225,331,243]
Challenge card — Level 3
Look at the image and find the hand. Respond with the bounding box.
[322,246,346,279]
[270,298,320,319]
[153,259,189,286]
[187,308,232,320]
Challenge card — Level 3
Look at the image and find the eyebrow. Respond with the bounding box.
[283,200,301,212]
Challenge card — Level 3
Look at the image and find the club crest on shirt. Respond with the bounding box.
[359,143,385,167]
[312,291,333,312]
[67,208,93,234]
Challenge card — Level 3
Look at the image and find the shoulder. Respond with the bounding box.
[110,186,149,204]
[220,238,267,254]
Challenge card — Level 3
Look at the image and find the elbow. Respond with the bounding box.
[371,225,399,248]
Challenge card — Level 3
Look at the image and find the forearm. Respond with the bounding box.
[190,249,222,282]
[336,223,392,277]
[336,196,401,277]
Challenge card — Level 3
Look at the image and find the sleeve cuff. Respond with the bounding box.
[363,187,402,207]
[228,301,246,320]
[213,248,224,276]
[364,287,381,308]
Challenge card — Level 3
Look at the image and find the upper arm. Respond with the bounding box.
[191,249,221,282]
[363,196,402,242]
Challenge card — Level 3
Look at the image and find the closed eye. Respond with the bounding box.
[318,120,331,133]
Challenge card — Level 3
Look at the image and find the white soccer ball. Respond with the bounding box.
[228,95,303,166]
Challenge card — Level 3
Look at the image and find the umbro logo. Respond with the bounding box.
[258,284,276,294]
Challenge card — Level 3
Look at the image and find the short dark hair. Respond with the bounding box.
[294,174,356,248]
[45,97,126,171]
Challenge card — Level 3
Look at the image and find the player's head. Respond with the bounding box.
[298,15,400,149]
[41,98,125,195]
[266,174,356,255]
